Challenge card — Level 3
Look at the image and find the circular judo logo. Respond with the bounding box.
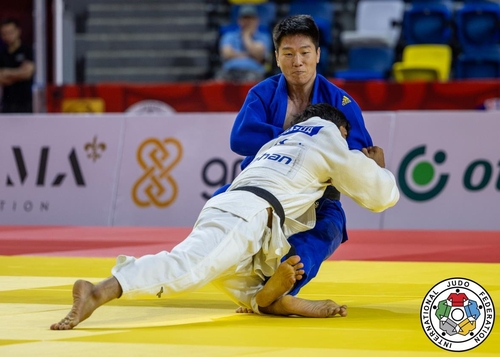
[420,278,495,352]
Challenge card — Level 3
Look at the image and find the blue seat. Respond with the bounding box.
[288,1,335,46]
[287,1,335,75]
[334,46,394,80]
[455,48,500,79]
[455,2,500,53]
[402,2,453,45]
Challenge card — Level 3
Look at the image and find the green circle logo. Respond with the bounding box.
[413,162,434,186]
[398,146,449,201]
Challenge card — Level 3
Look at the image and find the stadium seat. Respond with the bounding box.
[288,1,335,46]
[341,0,405,49]
[402,2,453,45]
[455,2,500,53]
[287,1,335,75]
[392,44,452,82]
[455,49,500,79]
[334,46,394,80]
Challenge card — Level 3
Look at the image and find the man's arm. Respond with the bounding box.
[0,60,34,85]
[326,130,399,212]
[221,43,248,61]
[362,146,386,168]
[315,78,373,150]
[240,24,266,62]
[230,89,283,157]
[339,94,373,151]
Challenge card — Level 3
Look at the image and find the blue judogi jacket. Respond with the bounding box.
[230,73,373,170]
[227,73,375,294]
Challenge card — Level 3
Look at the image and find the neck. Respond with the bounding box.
[287,81,314,103]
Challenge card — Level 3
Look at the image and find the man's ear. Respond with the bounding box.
[339,126,348,139]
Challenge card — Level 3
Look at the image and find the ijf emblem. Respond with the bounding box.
[420,277,495,352]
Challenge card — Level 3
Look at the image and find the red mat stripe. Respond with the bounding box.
[0,226,499,263]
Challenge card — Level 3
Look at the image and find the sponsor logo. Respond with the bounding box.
[341,95,351,106]
[201,158,242,200]
[84,136,107,162]
[398,145,500,201]
[398,145,449,201]
[2,138,105,214]
[126,100,176,114]
[254,152,293,165]
[132,138,182,208]
[6,147,85,187]
[420,278,495,352]
[281,125,323,137]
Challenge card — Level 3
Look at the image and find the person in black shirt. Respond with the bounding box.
[0,18,35,113]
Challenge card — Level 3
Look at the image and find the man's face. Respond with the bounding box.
[1,23,20,47]
[238,16,259,31]
[275,34,320,86]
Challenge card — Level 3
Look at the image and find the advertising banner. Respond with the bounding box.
[112,113,243,227]
[385,111,500,230]
[340,112,396,229]
[0,115,124,225]
[2,111,498,230]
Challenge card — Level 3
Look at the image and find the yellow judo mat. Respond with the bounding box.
[1,256,498,357]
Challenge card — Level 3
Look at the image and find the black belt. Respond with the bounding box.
[324,185,341,201]
[231,186,285,228]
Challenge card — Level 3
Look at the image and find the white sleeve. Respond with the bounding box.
[326,132,400,213]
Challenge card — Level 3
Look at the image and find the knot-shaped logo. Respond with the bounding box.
[132,138,182,208]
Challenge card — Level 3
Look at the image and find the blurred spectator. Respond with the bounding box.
[217,5,272,83]
[0,18,34,113]
[229,0,268,3]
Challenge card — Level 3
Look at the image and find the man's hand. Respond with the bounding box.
[362,146,386,168]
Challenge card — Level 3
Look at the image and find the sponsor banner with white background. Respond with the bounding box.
[384,111,500,230]
[2,111,499,230]
[112,113,243,227]
[0,114,124,225]
[340,112,396,229]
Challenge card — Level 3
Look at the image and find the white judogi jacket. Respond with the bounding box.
[113,117,399,312]
[225,116,399,236]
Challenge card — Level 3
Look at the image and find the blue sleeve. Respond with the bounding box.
[219,32,235,51]
[340,93,373,150]
[314,76,373,150]
[230,88,283,157]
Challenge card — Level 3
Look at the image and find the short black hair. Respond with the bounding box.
[272,15,320,51]
[291,103,351,136]
[1,18,20,28]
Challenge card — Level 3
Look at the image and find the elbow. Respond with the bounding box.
[230,135,252,156]
[230,135,243,153]
[368,188,400,213]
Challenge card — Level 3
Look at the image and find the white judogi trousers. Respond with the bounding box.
[112,191,291,313]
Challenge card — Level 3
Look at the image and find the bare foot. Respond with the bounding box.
[261,295,348,318]
[235,306,254,313]
[50,277,121,330]
[50,280,97,330]
[255,255,304,308]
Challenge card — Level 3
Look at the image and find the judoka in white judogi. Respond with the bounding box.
[112,106,400,313]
